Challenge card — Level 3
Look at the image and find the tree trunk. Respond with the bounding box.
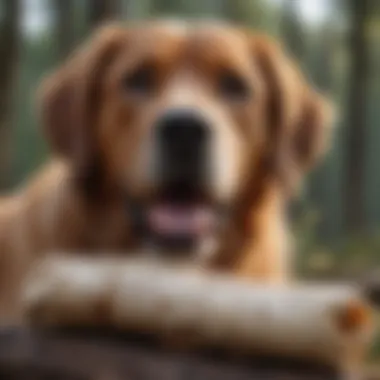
[308,21,336,240]
[281,0,305,62]
[54,0,75,60]
[345,0,370,232]
[88,0,122,29]
[0,0,20,189]
[281,0,306,225]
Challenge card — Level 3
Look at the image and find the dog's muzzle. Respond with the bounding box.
[128,109,225,254]
[156,108,210,193]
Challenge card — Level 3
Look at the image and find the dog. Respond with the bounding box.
[0,20,333,322]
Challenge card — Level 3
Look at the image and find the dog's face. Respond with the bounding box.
[40,21,333,258]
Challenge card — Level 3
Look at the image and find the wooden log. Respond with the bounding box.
[23,256,375,375]
[0,328,349,380]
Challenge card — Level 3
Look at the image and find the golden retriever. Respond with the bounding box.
[0,20,333,323]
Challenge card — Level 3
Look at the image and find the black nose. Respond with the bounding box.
[157,109,210,191]
[158,109,209,148]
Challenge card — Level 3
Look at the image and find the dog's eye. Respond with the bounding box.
[218,71,250,101]
[124,64,155,96]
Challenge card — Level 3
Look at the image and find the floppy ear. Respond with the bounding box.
[251,35,334,189]
[38,24,127,184]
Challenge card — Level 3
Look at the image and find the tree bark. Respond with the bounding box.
[345,0,370,232]
[88,0,122,29]
[0,0,20,189]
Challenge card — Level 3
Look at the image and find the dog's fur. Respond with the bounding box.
[0,21,333,323]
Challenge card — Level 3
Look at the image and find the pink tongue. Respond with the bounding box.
[148,205,213,236]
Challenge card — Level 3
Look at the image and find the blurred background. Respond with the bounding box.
[0,0,379,277]
[1,0,379,281]
[0,0,379,361]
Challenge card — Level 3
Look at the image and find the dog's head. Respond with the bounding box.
[39,21,333,258]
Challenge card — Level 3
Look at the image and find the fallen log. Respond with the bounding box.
[0,327,351,380]
[21,255,375,379]
[0,329,366,380]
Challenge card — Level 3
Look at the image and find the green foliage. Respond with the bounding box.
[294,208,380,279]
[372,323,380,361]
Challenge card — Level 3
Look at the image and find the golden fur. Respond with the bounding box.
[0,21,333,323]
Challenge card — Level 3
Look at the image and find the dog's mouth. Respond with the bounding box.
[132,184,222,254]
[148,203,215,239]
